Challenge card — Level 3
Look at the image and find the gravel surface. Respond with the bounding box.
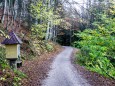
[42,47,91,86]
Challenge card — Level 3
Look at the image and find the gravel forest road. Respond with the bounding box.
[42,47,91,86]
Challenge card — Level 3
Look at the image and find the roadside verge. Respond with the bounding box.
[19,45,63,86]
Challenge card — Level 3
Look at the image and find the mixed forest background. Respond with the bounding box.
[0,0,115,85]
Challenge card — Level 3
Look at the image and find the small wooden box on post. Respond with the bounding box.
[2,31,22,69]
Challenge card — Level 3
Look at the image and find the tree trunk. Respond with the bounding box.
[1,0,7,23]
[45,21,50,40]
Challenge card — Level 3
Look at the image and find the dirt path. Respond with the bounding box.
[42,47,90,86]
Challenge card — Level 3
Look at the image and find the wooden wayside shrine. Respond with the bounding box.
[2,31,22,69]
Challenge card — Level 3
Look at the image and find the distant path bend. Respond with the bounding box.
[42,47,91,86]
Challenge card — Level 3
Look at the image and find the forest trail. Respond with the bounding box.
[42,47,91,86]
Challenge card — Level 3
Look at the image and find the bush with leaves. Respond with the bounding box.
[0,46,8,69]
[74,7,115,79]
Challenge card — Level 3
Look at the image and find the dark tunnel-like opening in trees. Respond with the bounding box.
[57,29,79,46]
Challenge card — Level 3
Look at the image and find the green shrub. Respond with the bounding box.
[46,43,54,52]
[74,14,115,79]
[0,46,9,69]
[14,70,27,79]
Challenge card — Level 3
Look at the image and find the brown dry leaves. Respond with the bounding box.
[19,45,63,86]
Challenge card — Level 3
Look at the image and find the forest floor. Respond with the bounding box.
[19,45,63,86]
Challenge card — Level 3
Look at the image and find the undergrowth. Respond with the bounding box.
[73,9,115,79]
[0,46,27,86]
[21,38,54,60]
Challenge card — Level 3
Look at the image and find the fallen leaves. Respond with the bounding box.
[19,45,63,86]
